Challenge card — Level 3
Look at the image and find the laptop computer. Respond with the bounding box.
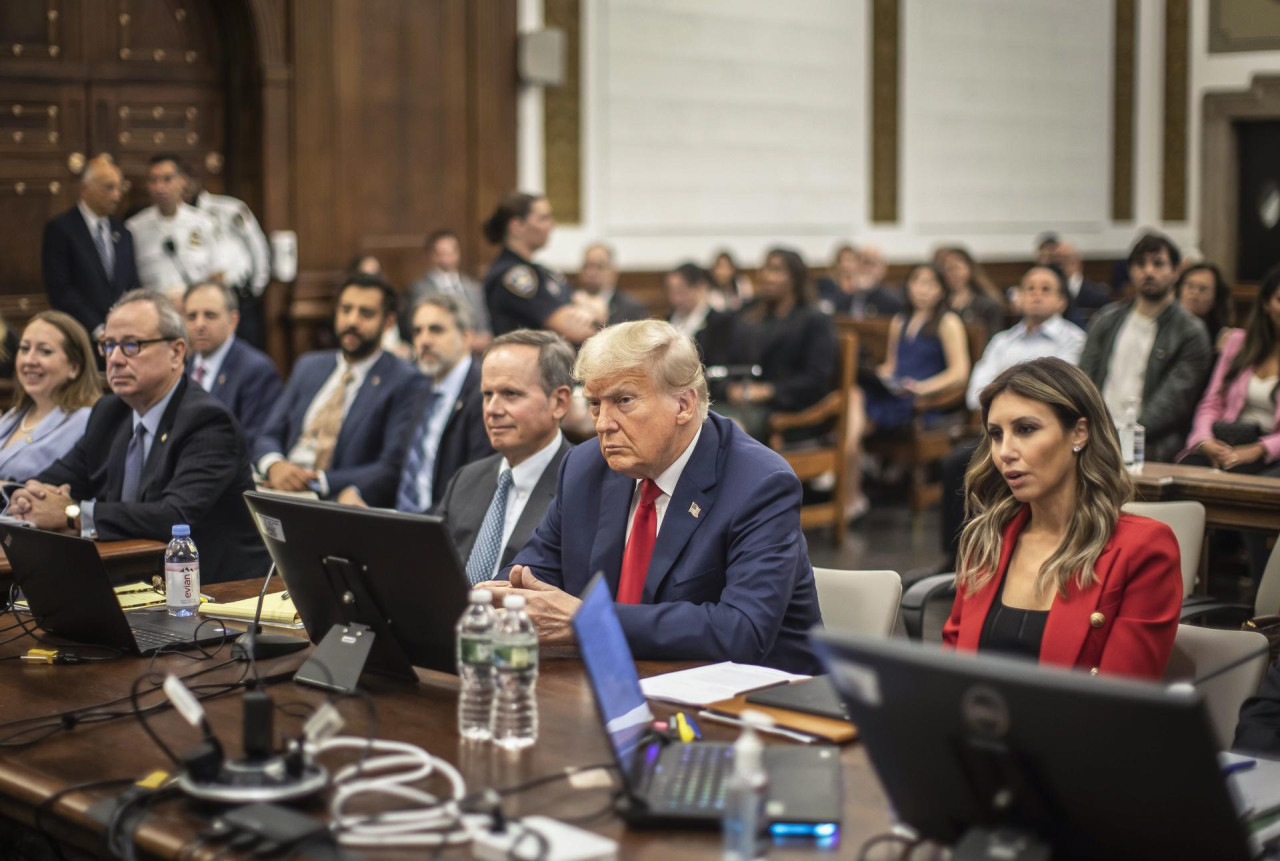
[746,676,850,722]
[0,525,228,656]
[571,573,842,831]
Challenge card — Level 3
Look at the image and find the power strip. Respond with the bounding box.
[471,816,618,861]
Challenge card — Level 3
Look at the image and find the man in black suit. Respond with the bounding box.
[665,262,734,368]
[1054,241,1112,325]
[436,329,573,583]
[576,243,649,325]
[184,281,282,441]
[9,290,268,584]
[340,293,492,512]
[41,154,140,337]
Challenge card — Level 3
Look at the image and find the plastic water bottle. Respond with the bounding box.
[1118,398,1145,474]
[456,589,498,741]
[164,524,200,618]
[722,710,771,861]
[491,594,538,750]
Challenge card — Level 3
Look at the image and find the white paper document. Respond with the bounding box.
[638,662,810,706]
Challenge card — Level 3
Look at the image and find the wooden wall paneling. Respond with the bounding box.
[466,0,518,274]
[1200,75,1280,285]
[543,0,581,225]
[1162,0,1189,222]
[870,0,899,224]
[0,0,79,68]
[1112,0,1136,222]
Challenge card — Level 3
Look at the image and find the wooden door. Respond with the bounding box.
[0,0,228,318]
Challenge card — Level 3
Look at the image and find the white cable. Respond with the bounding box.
[309,735,476,848]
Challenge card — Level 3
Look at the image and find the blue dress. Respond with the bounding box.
[864,318,948,429]
[0,406,92,483]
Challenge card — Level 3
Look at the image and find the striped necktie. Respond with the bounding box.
[93,219,114,279]
[465,468,515,585]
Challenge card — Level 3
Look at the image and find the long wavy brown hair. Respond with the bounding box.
[957,357,1133,598]
[10,311,103,414]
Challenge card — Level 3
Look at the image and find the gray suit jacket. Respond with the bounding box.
[435,439,571,568]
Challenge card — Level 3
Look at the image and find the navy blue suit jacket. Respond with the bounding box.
[190,338,283,443]
[254,351,427,506]
[42,207,139,334]
[512,412,823,673]
[36,377,268,584]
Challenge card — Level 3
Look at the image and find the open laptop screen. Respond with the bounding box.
[573,574,654,769]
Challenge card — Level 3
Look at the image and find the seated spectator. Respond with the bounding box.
[1034,232,1061,265]
[479,320,823,674]
[8,290,269,583]
[435,330,573,583]
[349,254,383,277]
[409,229,493,351]
[255,274,426,505]
[944,358,1181,679]
[1078,233,1212,463]
[1175,262,1234,350]
[0,312,101,482]
[709,250,753,312]
[847,264,971,521]
[932,266,1087,573]
[817,244,902,320]
[1052,241,1112,324]
[0,313,17,381]
[481,192,599,344]
[1178,265,1280,580]
[940,246,1006,339]
[575,243,649,326]
[717,248,837,441]
[347,293,491,513]
[184,282,282,442]
[666,262,734,367]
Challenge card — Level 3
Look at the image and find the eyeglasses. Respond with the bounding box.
[97,337,177,358]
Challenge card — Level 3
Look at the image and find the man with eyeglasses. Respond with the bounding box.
[7,289,269,584]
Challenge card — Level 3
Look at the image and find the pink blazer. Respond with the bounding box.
[1179,328,1280,462]
[943,507,1182,680]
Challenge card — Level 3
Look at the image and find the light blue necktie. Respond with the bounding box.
[395,391,442,513]
[121,424,147,503]
[465,468,514,585]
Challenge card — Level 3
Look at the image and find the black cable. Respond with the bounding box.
[32,776,137,861]
[130,672,182,766]
[144,617,232,674]
[8,582,126,662]
[856,830,923,861]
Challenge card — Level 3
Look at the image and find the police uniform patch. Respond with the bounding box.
[189,230,203,248]
[547,271,567,297]
[503,265,537,298]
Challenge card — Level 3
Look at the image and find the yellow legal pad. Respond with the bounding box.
[197,592,303,628]
[12,582,169,613]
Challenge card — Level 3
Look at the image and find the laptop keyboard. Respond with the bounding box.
[648,743,733,812]
[131,625,195,653]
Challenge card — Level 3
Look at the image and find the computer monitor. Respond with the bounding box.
[812,631,1252,861]
[243,491,470,677]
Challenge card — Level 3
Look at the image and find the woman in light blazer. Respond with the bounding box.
[0,311,101,482]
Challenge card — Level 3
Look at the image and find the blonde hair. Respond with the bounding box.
[11,311,103,413]
[574,320,709,419]
[956,357,1133,599]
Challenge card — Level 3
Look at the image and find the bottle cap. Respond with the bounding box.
[503,594,526,610]
[171,524,191,537]
[470,589,492,604]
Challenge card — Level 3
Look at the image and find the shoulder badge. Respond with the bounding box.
[503,265,537,298]
[188,230,203,248]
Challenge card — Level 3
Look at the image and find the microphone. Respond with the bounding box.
[231,563,308,662]
[162,236,194,287]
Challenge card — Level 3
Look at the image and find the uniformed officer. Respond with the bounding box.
[126,154,225,308]
[185,170,271,349]
[480,192,599,346]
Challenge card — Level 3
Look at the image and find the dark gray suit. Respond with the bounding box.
[435,438,571,569]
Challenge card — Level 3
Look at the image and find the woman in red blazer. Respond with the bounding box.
[942,357,1182,680]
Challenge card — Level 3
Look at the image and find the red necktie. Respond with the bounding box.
[617,479,662,604]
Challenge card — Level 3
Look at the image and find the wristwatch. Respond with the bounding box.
[64,503,81,531]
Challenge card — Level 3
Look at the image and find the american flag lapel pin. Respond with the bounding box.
[689,502,701,518]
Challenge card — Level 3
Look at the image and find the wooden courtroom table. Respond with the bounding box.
[1131,462,1280,533]
[0,579,893,858]
[0,538,166,589]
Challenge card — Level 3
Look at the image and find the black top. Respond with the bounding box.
[950,291,1005,340]
[482,246,572,337]
[816,279,904,320]
[722,302,838,412]
[978,562,1049,661]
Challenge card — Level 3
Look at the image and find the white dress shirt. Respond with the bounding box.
[625,424,704,542]
[491,430,564,580]
[965,315,1086,409]
[191,334,236,392]
[126,203,223,293]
